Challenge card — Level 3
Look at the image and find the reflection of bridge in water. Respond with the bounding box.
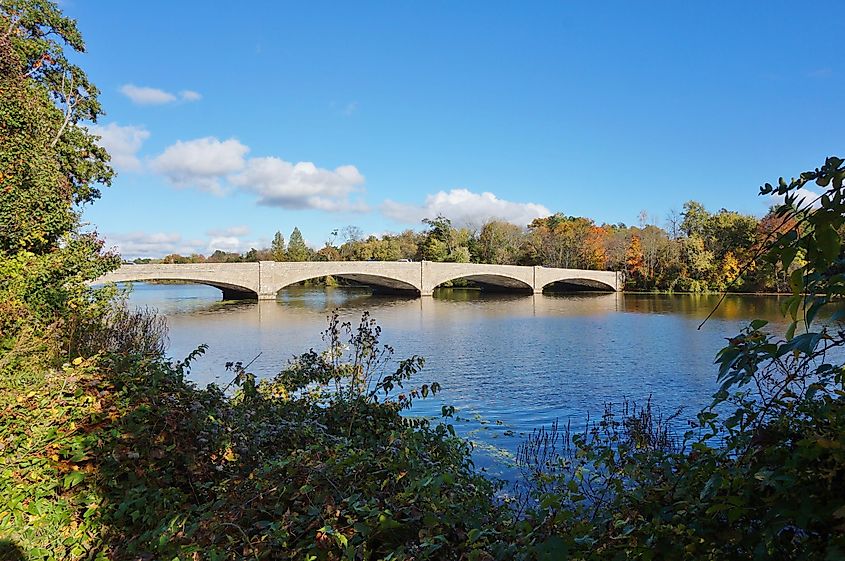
[96,261,621,300]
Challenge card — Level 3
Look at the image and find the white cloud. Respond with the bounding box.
[382,189,550,226]
[206,232,269,254]
[88,123,150,171]
[150,137,250,194]
[180,90,202,101]
[230,157,368,212]
[106,229,269,259]
[148,137,368,211]
[119,84,202,105]
[105,231,203,258]
[207,225,250,237]
[207,236,243,252]
[120,84,177,105]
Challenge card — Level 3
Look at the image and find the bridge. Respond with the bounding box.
[96,261,621,299]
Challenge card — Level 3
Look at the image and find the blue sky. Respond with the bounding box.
[65,1,842,258]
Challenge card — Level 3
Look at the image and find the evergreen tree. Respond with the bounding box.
[287,227,309,261]
[271,231,286,261]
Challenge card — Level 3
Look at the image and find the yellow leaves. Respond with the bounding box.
[72,357,83,366]
[223,448,237,462]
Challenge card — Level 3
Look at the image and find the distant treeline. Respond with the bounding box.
[142,202,798,292]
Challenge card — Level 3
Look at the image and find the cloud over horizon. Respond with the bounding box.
[105,228,268,259]
[382,189,550,227]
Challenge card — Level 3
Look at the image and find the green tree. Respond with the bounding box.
[270,230,286,261]
[0,1,117,341]
[680,200,710,237]
[476,220,525,264]
[419,215,453,261]
[287,227,309,261]
[243,248,259,262]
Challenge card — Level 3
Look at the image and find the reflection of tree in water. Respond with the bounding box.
[620,293,789,320]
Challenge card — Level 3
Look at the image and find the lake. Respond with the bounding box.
[124,283,791,478]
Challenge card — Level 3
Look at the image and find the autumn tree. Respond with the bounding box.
[625,234,645,286]
[476,220,525,264]
[527,214,596,269]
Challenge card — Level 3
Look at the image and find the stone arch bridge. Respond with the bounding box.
[96,261,621,299]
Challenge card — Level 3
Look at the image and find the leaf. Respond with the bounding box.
[816,223,841,263]
[785,321,797,341]
[63,471,84,489]
[789,269,804,296]
[779,246,798,270]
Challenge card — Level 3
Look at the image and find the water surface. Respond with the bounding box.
[125,283,792,476]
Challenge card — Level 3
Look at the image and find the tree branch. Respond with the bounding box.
[51,71,76,148]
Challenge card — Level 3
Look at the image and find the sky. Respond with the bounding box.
[63,1,843,258]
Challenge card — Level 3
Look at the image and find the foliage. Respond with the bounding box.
[0,0,117,351]
[511,156,845,559]
[1,312,507,559]
[288,226,310,262]
[271,230,286,261]
[5,2,845,558]
[149,202,791,293]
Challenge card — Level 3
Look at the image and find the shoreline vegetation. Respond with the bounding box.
[137,199,798,294]
[2,2,844,559]
[140,277,797,296]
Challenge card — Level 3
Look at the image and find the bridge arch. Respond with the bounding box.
[95,263,261,300]
[540,278,616,292]
[258,261,423,298]
[421,262,534,295]
[431,273,533,292]
[267,272,420,296]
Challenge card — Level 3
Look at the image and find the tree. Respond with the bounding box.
[625,234,645,285]
[243,248,259,262]
[476,220,525,264]
[527,214,595,269]
[680,200,710,238]
[317,245,341,261]
[271,231,286,261]
[419,215,454,261]
[341,225,363,243]
[287,227,309,261]
[0,1,117,338]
